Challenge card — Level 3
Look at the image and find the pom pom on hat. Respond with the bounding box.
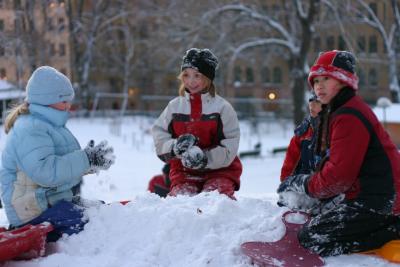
[26,66,75,105]
[181,48,219,81]
[308,50,359,90]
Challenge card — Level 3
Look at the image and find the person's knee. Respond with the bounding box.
[203,178,235,198]
[169,182,199,196]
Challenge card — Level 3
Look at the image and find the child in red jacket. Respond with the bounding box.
[152,48,242,198]
[278,50,400,257]
[280,95,322,180]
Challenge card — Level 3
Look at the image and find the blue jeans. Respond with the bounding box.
[27,200,87,242]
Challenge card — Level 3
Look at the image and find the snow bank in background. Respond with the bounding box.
[373,103,400,123]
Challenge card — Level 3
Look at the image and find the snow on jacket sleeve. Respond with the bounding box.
[16,126,89,188]
[205,101,240,169]
[307,114,370,199]
[152,102,176,161]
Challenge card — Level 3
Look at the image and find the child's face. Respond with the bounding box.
[182,68,209,94]
[309,100,322,118]
[312,76,344,104]
[49,101,72,111]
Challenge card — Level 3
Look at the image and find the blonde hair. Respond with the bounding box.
[4,102,29,134]
[177,72,216,97]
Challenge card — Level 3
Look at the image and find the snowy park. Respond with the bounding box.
[0,111,398,267]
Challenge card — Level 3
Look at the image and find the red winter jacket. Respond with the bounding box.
[307,90,400,215]
[280,125,314,180]
[152,92,242,189]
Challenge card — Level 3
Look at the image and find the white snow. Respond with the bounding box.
[0,116,398,267]
[373,103,400,123]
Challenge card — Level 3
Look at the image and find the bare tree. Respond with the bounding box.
[65,0,130,108]
[347,0,400,102]
[199,0,320,124]
[9,0,49,88]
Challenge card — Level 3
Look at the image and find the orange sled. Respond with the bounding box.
[0,222,53,262]
[361,240,400,263]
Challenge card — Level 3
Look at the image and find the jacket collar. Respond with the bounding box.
[327,87,355,113]
[29,103,69,127]
[184,90,212,101]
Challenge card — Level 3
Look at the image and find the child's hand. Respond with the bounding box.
[84,140,116,173]
[181,146,207,169]
[277,174,310,195]
[173,134,198,158]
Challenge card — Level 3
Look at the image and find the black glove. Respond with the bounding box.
[173,134,198,158]
[277,174,310,195]
[181,146,207,169]
[84,140,115,172]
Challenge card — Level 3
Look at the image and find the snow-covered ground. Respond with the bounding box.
[0,115,398,267]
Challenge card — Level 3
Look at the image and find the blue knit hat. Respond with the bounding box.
[26,66,75,105]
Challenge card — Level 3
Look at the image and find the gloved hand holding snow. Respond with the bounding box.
[84,140,116,174]
[277,191,320,211]
[277,174,310,194]
[181,146,207,169]
[173,134,198,158]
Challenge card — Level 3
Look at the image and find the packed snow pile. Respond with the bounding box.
[4,193,398,267]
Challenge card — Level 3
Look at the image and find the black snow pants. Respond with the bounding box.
[298,202,400,257]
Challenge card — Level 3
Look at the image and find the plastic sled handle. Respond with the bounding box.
[281,211,310,232]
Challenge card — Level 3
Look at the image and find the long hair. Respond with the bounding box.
[177,72,216,97]
[4,102,29,134]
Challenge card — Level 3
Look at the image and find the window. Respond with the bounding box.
[369,35,378,53]
[117,29,125,40]
[0,68,6,79]
[326,36,335,50]
[261,66,270,83]
[338,36,346,50]
[313,37,321,52]
[47,18,54,31]
[59,43,66,56]
[0,0,4,8]
[58,18,65,32]
[357,36,366,52]
[358,69,365,86]
[369,3,378,19]
[0,20,4,31]
[368,68,378,86]
[245,67,254,83]
[49,43,56,56]
[234,66,242,82]
[273,67,282,84]
[395,31,400,53]
[14,0,21,9]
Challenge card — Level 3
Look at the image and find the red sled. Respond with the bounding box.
[241,211,324,267]
[0,222,53,262]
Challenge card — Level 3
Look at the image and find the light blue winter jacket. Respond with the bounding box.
[0,104,90,226]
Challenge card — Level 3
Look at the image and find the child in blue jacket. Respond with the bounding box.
[0,66,115,241]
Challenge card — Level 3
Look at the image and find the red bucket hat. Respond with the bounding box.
[308,50,359,90]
